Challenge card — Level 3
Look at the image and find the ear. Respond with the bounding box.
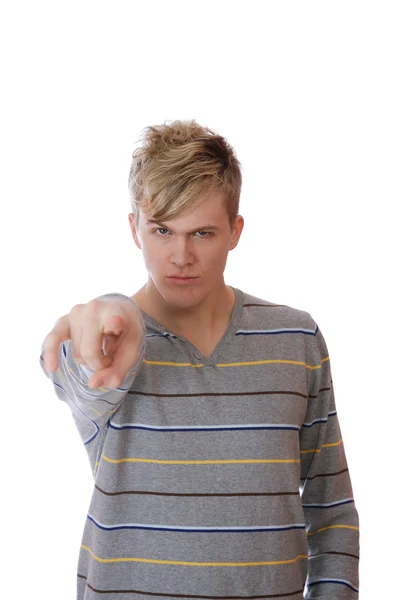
[128,214,142,250]
[229,215,244,251]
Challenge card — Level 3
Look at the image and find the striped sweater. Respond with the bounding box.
[39,286,360,599]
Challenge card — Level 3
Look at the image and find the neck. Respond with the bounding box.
[132,280,235,333]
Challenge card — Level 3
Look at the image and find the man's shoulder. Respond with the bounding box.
[240,288,316,331]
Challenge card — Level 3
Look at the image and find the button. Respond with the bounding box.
[194,352,202,359]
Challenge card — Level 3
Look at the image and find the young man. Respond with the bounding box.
[40,120,359,599]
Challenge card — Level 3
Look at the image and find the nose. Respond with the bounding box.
[170,237,195,267]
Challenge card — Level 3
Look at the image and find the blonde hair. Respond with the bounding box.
[128,119,243,231]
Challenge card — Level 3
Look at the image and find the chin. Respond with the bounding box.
[162,280,205,303]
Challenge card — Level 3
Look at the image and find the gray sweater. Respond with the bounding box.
[39,286,360,599]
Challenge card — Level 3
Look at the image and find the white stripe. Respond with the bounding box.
[302,417,328,427]
[302,497,354,507]
[88,514,306,531]
[307,578,359,591]
[110,421,300,431]
[302,411,337,427]
[235,327,316,334]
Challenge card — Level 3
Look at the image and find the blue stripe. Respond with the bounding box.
[87,514,306,533]
[302,499,354,509]
[109,422,300,432]
[148,326,319,339]
[146,332,174,338]
[307,578,359,593]
[235,327,318,336]
[302,411,337,428]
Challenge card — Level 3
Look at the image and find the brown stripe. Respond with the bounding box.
[78,574,303,598]
[301,468,349,481]
[243,303,287,308]
[307,387,331,399]
[94,484,299,498]
[128,389,308,399]
[309,550,359,560]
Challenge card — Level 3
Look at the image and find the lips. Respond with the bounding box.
[167,275,200,285]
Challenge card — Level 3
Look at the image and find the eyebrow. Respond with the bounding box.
[146,219,220,233]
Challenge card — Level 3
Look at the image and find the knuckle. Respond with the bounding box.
[86,298,101,312]
[70,303,83,315]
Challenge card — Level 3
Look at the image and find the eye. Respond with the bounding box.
[153,228,213,237]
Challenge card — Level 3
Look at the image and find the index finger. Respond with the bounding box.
[79,304,120,372]
[88,316,143,389]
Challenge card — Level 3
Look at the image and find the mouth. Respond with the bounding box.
[167,275,198,279]
[167,276,199,284]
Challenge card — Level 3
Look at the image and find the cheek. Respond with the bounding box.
[142,245,170,277]
[198,242,228,266]
[205,242,227,261]
[140,246,158,271]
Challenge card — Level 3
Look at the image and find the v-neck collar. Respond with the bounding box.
[139,286,243,367]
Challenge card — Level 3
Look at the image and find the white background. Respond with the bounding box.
[1,1,399,598]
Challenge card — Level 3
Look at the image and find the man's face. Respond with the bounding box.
[128,191,244,309]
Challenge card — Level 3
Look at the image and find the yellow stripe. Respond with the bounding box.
[322,439,343,448]
[63,366,109,408]
[300,439,343,454]
[80,545,307,566]
[144,360,202,368]
[59,368,68,382]
[63,365,108,393]
[143,356,330,369]
[62,357,329,388]
[307,524,359,537]
[101,440,341,468]
[101,455,300,465]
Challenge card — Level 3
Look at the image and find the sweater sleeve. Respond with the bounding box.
[38,293,147,475]
[299,320,360,599]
